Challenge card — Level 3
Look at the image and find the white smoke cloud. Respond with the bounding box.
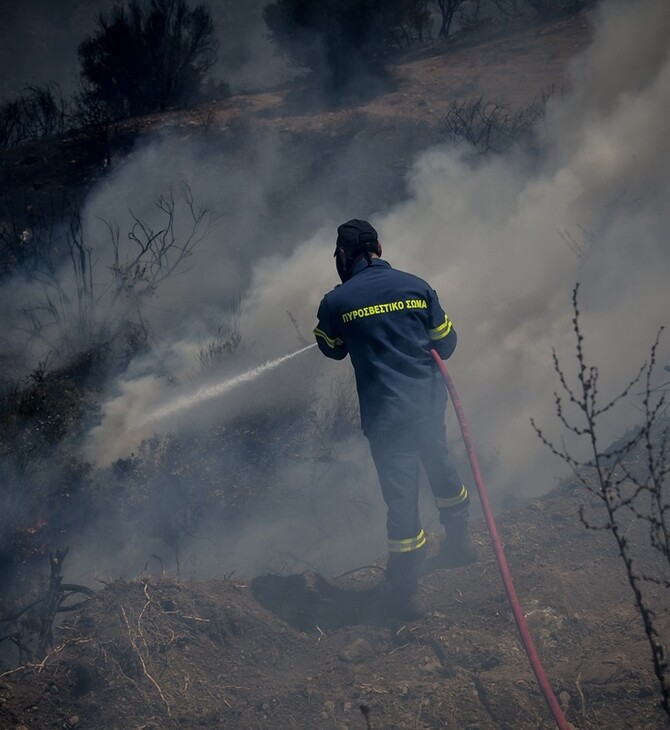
[72,0,670,579]
[240,0,670,501]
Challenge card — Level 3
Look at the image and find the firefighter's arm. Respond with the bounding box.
[314,297,348,360]
[427,290,457,359]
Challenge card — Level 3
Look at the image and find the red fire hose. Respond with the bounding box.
[430,349,570,730]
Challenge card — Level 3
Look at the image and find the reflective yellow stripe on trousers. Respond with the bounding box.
[388,529,427,553]
[434,485,469,509]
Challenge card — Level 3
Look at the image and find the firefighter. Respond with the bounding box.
[314,219,476,620]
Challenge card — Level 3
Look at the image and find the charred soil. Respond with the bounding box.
[1,482,667,729]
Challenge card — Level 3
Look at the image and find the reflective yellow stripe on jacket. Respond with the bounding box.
[428,314,453,341]
[313,327,343,350]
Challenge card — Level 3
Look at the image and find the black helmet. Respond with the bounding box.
[334,219,379,282]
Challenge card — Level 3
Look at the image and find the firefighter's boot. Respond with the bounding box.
[385,548,427,620]
[438,509,477,568]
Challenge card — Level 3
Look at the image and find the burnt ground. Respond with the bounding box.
[3,9,668,730]
[0,480,667,729]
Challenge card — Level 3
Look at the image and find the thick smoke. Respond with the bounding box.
[83,0,670,578]
[8,0,670,582]
[242,0,670,501]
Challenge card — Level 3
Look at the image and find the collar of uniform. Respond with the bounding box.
[349,257,391,278]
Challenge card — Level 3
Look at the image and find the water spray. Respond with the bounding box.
[134,343,317,430]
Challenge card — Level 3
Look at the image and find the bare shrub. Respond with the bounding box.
[443,90,551,153]
[0,85,68,151]
[456,0,487,35]
[23,85,68,139]
[70,88,116,167]
[196,304,243,371]
[16,184,219,359]
[0,548,93,664]
[383,0,433,48]
[532,284,669,720]
[436,0,469,40]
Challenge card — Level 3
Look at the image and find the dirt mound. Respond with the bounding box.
[0,577,319,729]
[1,483,666,729]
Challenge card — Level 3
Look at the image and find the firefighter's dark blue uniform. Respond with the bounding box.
[314,257,469,556]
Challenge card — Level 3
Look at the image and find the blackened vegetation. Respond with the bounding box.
[261,0,592,98]
[532,284,670,721]
[1,1,222,164]
[0,330,355,666]
[4,185,216,362]
[0,84,68,152]
[263,0,432,95]
[436,0,469,39]
[443,89,552,154]
[0,548,93,665]
[0,185,221,665]
[0,358,99,664]
[78,0,219,119]
[106,402,327,572]
[451,0,594,32]
[0,193,78,279]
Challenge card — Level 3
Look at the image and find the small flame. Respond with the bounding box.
[26,517,48,535]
